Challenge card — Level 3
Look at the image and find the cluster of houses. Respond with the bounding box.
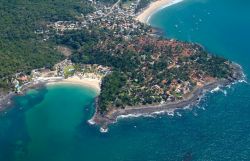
[54,59,74,77]
[34,0,217,105]
[74,64,112,80]
[47,21,82,32]
[12,59,112,94]
[48,0,149,39]
[102,35,215,104]
[12,73,29,93]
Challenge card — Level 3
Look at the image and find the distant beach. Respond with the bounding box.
[136,0,184,23]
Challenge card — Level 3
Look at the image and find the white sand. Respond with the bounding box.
[136,0,184,24]
[47,76,101,93]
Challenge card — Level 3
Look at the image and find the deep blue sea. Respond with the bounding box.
[1,0,250,161]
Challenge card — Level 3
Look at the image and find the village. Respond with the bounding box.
[34,0,231,109]
[47,0,150,39]
[12,60,111,94]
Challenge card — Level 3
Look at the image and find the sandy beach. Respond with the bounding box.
[136,0,184,23]
[0,76,101,111]
[50,76,101,93]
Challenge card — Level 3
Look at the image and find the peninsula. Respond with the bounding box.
[0,0,244,132]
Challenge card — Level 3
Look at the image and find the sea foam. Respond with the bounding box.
[176,112,182,117]
[210,86,220,93]
[100,127,108,133]
[87,119,95,125]
[118,113,154,120]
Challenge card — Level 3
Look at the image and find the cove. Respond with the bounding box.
[1,0,250,160]
[0,85,98,161]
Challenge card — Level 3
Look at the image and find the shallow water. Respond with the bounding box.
[1,0,250,160]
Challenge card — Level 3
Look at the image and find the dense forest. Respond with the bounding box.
[0,0,94,89]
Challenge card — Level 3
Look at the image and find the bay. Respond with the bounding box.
[1,0,250,160]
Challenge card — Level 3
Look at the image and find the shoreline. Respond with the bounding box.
[88,1,246,132]
[0,0,246,134]
[136,0,184,24]
[0,76,101,112]
[89,63,245,132]
[47,76,101,93]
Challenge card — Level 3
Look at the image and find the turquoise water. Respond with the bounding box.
[149,0,250,75]
[1,0,250,160]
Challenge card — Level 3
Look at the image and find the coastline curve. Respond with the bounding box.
[136,0,185,24]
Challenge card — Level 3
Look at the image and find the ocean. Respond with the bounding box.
[1,0,250,160]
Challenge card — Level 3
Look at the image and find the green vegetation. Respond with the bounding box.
[0,0,235,114]
[55,28,232,112]
[98,0,118,4]
[64,65,75,78]
[99,72,127,112]
[0,0,94,89]
[135,0,151,13]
